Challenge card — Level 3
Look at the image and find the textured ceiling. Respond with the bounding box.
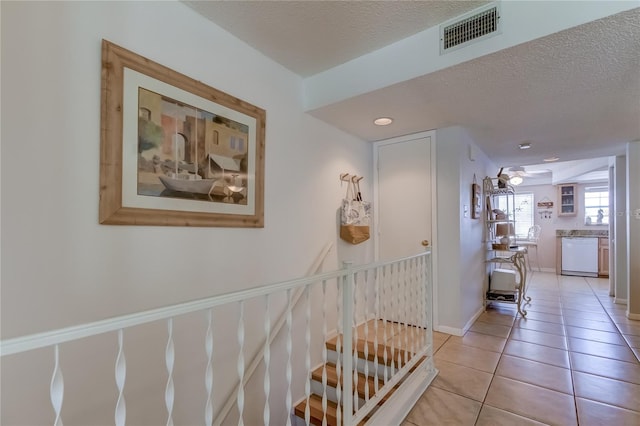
[185,0,490,76]
[185,1,640,174]
[311,8,640,166]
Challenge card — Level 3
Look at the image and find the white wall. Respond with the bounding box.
[1,1,372,424]
[516,181,610,271]
[435,126,494,334]
[614,156,628,302]
[626,141,640,318]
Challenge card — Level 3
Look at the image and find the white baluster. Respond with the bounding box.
[335,279,342,426]
[305,286,311,426]
[424,255,429,348]
[321,280,328,426]
[205,309,214,426]
[416,258,423,353]
[373,267,380,394]
[390,263,398,375]
[352,271,359,412]
[403,260,409,367]
[409,259,420,356]
[342,262,354,426]
[263,296,271,426]
[285,289,292,426]
[382,265,389,384]
[237,301,245,426]
[50,345,64,426]
[165,319,175,426]
[363,270,369,402]
[115,330,126,426]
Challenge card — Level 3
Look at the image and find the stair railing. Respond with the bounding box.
[214,241,334,425]
[0,250,434,426]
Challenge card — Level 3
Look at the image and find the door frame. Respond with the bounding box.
[373,130,439,328]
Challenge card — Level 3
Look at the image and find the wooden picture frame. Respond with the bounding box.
[471,182,482,219]
[100,40,265,227]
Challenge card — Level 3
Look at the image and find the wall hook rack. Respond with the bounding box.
[340,173,364,183]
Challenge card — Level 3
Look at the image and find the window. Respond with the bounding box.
[584,186,609,225]
[494,192,534,238]
[513,193,534,238]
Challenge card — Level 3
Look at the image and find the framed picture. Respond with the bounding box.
[100,40,265,227]
[471,182,482,219]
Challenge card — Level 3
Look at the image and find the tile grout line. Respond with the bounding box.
[558,274,581,425]
[469,295,524,425]
[584,276,640,363]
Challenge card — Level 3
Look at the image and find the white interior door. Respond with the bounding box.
[375,134,433,261]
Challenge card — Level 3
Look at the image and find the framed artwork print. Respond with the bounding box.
[471,182,481,219]
[99,40,266,227]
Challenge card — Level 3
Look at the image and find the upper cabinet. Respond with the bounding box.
[558,184,577,216]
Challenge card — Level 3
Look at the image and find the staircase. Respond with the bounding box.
[293,319,431,425]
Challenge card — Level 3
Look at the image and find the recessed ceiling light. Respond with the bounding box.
[518,142,532,150]
[544,156,559,162]
[374,117,393,126]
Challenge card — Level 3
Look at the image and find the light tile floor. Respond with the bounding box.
[403,272,640,425]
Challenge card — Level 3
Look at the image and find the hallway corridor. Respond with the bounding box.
[403,272,640,425]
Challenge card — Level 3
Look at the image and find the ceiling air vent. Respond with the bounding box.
[440,2,501,54]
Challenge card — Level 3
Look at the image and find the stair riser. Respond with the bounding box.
[328,350,400,379]
[309,379,372,406]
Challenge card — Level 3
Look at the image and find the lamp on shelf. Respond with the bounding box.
[495,223,515,247]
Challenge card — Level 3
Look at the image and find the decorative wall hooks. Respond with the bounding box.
[537,196,554,220]
[340,173,364,183]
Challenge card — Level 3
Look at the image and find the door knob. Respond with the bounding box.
[421,240,429,247]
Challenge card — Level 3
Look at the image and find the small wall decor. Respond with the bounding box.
[99,40,266,227]
[339,173,370,244]
[537,197,554,220]
[471,174,481,219]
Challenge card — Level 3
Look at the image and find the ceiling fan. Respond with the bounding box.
[505,166,550,185]
[507,165,551,177]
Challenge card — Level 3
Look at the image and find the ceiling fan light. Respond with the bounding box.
[510,175,523,185]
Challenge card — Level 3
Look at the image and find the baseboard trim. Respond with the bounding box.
[366,363,438,426]
[463,306,485,334]
[434,306,483,337]
[434,325,464,336]
[614,298,628,305]
[628,312,640,320]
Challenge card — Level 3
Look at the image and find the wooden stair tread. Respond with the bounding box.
[311,362,384,399]
[326,336,415,366]
[297,356,429,422]
[294,394,367,426]
[293,320,432,424]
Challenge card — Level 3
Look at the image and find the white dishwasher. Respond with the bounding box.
[561,237,599,277]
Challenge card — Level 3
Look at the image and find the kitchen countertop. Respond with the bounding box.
[556,229,609,237]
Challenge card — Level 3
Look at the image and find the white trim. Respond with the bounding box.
[430,134,439,333]
[462,306,485,334]
[614,298,628,305]
[366,364,438,426]
[628,312,640,320]
[434,325,464,337]
[372,130,440,331]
